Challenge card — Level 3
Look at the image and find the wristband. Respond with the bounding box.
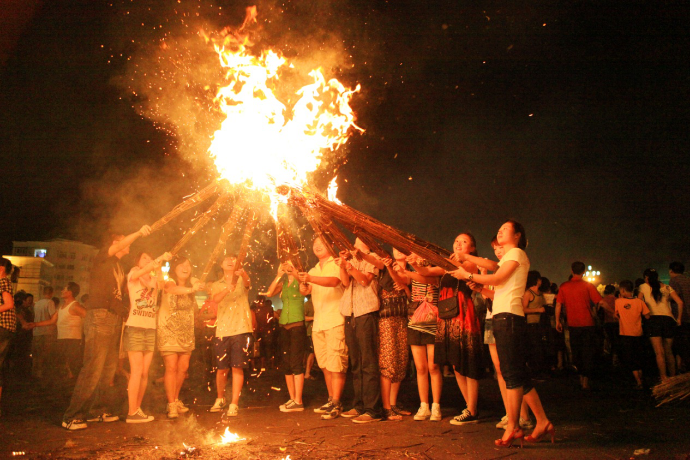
[468,273,473,281]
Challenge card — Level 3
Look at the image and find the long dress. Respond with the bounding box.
[377,270,409,383]
[434,273,483,379]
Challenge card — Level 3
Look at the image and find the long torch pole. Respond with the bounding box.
[151,180,223,233]
[229,210,258,286]
[198,200,247,284]
[169,192,232,256]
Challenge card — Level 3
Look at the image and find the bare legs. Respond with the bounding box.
[322,368,345,403]
[454,371,478,415]
[163,353,190,403]
[216,367,246,404]
[411,344,442,405]
[127,350,153,415]
[650,336,675,381]
[285,373,304,404]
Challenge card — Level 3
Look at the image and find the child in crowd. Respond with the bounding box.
[615,280,650,389]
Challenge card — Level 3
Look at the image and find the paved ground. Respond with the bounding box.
[0,360,689,459]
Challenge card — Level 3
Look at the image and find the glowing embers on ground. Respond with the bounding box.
[204,8,363,201]
[219,427,246,444]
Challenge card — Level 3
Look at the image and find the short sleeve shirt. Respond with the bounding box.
[0,277,16,332]
[557,278,602,327]
[33,298,57,336]
[339,257,380,318]
[212,278,253,338]
[125,270,160,329]
[669,274,690,323]
[615,297,650,336]
[308,257,345,331]
[638,283,675,318]
[493,248,530,317]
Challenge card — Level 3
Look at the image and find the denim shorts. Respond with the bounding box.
[493,313,532,392]
[123,326,156,352]
[214,333,253,370]
[484,318,495,345]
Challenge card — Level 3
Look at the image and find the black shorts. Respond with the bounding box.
[408,327,435,346]
[619,335,644,371]
[646,315,677,339]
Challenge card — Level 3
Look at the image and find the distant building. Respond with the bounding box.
[4,256,54,299]
[10,239,98,295]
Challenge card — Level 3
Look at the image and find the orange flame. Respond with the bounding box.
[219,427,246,444]
[204,7,362,215]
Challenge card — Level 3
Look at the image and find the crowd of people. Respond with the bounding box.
[0,219,689,449]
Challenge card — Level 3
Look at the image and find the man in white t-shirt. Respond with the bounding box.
[299,237,347,420]
[31,286,57,379]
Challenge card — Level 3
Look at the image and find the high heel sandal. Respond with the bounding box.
[494,428,524,448]
[524,422,555,443]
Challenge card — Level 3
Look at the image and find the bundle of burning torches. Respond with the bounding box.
[149,180,460,275]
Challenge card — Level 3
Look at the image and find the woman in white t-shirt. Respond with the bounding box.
[638,268,683,381]
[123,251,171,423]
[451,220,553,447]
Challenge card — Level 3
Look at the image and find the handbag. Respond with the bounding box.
[437,277,460,320]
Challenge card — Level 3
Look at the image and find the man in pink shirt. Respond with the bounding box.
[555,261,603,390]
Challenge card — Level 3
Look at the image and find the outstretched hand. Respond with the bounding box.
[139,225,152,237]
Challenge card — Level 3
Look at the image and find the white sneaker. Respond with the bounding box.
[175,399,190,413]
[430,403,442,422]
[126,408,154,424]
[413,404,431,421]
[226,403,239,417]
[496,415,508,429]
[167,402,179,419]
[62,419,87,431]
[210,398,226,413]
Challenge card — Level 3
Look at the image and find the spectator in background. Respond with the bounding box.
[615,280,650,389]
[600,285,619,366]
[669,262,690,373]
[303,296,317,380]
[251,295,277,371]
[523,271,546,378]
[31,286,57,379]
[638,268,683,381]
[56,282,85,380]
[0,258,17,417]
[555,261,604,390]
[9,292,32,378]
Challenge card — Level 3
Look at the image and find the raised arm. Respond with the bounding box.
[264,266,286,298]
[456,253,499,272]
[108,225,151,257]
[130,252,172,282]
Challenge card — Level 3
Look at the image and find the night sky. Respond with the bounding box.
[1,0,689,286]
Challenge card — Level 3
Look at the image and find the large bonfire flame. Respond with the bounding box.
[204,7,362,211]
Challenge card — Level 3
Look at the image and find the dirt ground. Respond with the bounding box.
[1,359,689,460]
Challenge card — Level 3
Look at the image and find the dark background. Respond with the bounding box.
[1,0,689,286]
